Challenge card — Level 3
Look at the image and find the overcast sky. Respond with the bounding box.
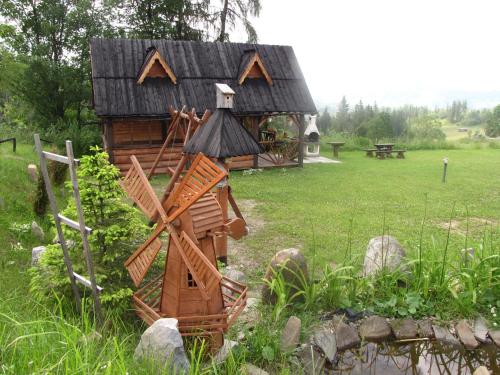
[236,0,500,109]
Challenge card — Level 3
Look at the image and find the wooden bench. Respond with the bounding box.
[375,150,390,159]
[393,150,406,159]
[364,149,377,157]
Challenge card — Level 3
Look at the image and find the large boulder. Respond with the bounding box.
[363,236,406,276]
[262,248,308,305]
[134,318,189,373]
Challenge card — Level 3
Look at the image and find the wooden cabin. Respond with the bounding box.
[90,38,316,173]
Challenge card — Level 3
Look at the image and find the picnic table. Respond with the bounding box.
[375,143,395,153]
[365,143,406,159]
[327,141,345,159]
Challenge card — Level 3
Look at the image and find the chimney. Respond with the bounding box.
[215,83,235,109]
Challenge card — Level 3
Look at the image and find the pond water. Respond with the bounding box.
[328,340,499,375]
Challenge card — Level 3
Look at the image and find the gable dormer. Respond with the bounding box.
[238,50,272,85]
[137,47,176,85]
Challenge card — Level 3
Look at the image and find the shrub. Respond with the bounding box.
[47,146,68,186]
[30,146,149,314]
[46,120,102,158]
[32,172,48,216]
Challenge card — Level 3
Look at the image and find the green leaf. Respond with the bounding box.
[261,346,275,361]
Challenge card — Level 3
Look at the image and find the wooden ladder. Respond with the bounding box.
[34,134,103,325]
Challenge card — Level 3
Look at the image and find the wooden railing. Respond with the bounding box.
[0,137,16,152]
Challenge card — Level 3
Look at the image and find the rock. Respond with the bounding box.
[280,316,301,352]
[134,318,189,373]
[488,330,500,347]
[213,340,238,364]
[359,316,392,341]
[222,267,246,296]
[296,344,326,375]
[389,319,417,340]
[432,325,460,348]
[473,366,490,375]
[31,221,45,241]
[363,235,406,276]
[312,329,336,362]
[28,164,38,182]
[417,320,435,338]
[473,316,490,344]
[31,246,46,266]
[456,320,479,349]
[223,267,246,283]
[333,321,360,351]
[240,364,269,375]
[262,248,308,305]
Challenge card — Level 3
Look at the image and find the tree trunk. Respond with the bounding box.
[218,0,229,42]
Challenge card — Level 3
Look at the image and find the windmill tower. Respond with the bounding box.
[184,84,263,264]
[121,84,261,350]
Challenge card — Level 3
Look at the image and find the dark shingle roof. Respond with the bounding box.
[90,38,316,117]
[183,108,263,158]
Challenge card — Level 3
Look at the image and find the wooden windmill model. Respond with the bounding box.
[120,84,261,349]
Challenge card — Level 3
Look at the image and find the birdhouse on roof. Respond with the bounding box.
[216,83,235,109]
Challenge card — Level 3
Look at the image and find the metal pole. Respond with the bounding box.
[442,158,448,183]
[34,134,82,312]
[66,140,104,325]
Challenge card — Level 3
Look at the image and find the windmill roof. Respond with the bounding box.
[183,109,262,158]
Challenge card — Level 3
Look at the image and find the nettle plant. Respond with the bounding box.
[30,146,149,313]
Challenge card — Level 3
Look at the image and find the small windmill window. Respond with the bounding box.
[137,47,177,85]
[238,50,272,85]
[187,272,197,288]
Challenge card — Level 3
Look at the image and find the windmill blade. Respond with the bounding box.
[125,223,165,287]
[163,153,227,223]
[121,155,167,222]
[167,225,222,300]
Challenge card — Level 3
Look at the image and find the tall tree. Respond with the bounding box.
[486,105,500,137]
[317,107,332,133]
[217,0,261,42]
[122,0,211,40]
[334,96,351,133]
[0,0,115,128]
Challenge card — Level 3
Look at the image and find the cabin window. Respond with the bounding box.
[137,48,177,85]
[187,272,197,288]
[238,51,272,86]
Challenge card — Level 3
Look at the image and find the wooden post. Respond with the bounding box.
[216,159,229,265]
[298,114,305,167]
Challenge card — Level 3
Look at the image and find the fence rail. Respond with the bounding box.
[0,138,16,152]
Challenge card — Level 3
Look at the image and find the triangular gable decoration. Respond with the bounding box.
[137,47,177,85]
[238,51,272,85]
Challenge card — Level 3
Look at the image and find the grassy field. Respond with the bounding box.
[1,142,499,373]
[222,148,500,269]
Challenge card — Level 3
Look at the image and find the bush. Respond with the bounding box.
[30,146,149,314]
[48,146,68,186]
[32,172,48,216]
[46,120,102,158]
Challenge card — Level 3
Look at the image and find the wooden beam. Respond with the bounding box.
[298,115,305,167]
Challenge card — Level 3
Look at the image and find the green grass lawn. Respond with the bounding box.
[219,149,500,271]
[1,143,499,373]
